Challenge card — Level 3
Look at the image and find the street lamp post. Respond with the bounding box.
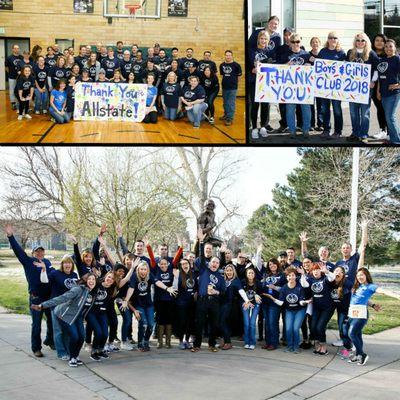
[350,148,360,251]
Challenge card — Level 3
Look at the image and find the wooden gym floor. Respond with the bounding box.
[0,91,246,145]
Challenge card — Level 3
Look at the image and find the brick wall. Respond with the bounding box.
[0,0,245,95]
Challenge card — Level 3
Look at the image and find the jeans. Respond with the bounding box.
[242,303,260,346]
[29,294,53,353]
[120,307,133,342]
[285,308,306,351]
[175,302,195,342]
[249,82,269,129]
[106,303,118,343]
[263,303,280,347]
[206,90,219,118]
[349,100,371,138]
[34,88,48,112]
[164,107,178,121]
[136,305,154,348]
[220,303,232,343]
[346,318,368,356]
[8,78,18,104]
[222,89,237,120]
[301,313,312,341]
[310,306,334,343]
[50,107,70,124]
[59,316,85,359]
[187,102,208,126]
[194,297,220,348]
[85,312,108,352]
[52,309,69,358]
[321,98,343,134]
[286,104,311,134]
[382,94,400,144]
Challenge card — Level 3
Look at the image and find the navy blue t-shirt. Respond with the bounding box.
[198,59,217,74]
[161,82,181,108]
[179,57,199,71]
[317,48,346,62]
[241,280,261,305]
[219,62,242,90]
[197,266,226,297]
[182,84,206,102]
[335,252,360,287]
[129,274,154,308]
[377,55,400,97]
[33,64,49,89]
[120,59,133,79]
[48,269,79,298]
[66,85,75,113]
[307,275,334,309]
[154,269,174,302]
[15,76,35,96]
[278,283,306,310]
[45,56,57,69]
[50,66,67,87]
[176,273,197,306]
[200,75,220,96]
[248,29,282,60]
[286,49,311,65]
[260,272,286,305]
[223,277,242,304]
[5,54,23,79]
[101,57,120,79]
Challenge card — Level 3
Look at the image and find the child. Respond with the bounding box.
[66,76,76,120]
[15,65,35,121]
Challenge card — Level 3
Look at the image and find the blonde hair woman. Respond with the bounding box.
[161,71,181,120]
[346,32,380,142]
[318,32,347,139]
[49,55,67,90]
[309,37,324,130]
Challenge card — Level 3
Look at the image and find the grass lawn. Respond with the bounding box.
[0,278,29,314]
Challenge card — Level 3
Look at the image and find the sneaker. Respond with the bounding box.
[331,132,341,139]
[59,355,70,361]
[114,337,121,344]
[121,341,134,351]
[348,355,361,364]
[373,129,388,140]
[320,131,330,139]
[17,115,23,121]
[332,339,343,347]
[35,110,40,115]
[266,124,274,132]
[273,126,288,134]
[42,110,48,114]
[249,345,255,350]
[179,342,186,350]
[357,354,369,366]
[219,115,226,121]
[191,347,200,353]
[259,127,268,137]
[339,349,352,359]
[293,349,300,354]
[225,119,232,126]
[98,351,109,359]
[209,117,215,124]
[108,344,120,352]
[315,126,324,132]
[284,347,293,353]
[186,342,193,349]
[251,128,259,139]
[84,343,92,352]
[24,114,32,120]
[33,350,44,357]
[69,358,78,367]
[208,346,219,352]
[244,344,250,349]
[129,339,136,345]
[193,123,200,128]
[90,353,101,361]
[318,350,329,356]
[104,344,110,353]
[76,358,83,366]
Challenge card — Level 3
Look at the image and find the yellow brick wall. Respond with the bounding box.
[0,0,245,95]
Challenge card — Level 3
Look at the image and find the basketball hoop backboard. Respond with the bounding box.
[104,0,161,19]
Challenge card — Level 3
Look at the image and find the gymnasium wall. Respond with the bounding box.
[0,0,245,95]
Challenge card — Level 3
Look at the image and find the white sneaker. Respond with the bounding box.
[35,111,40,115]
[42,110,48,114]
[259,127,268,137]
[104,343,110,353]
[244,344,250,349]
[24,114,32,120]
[249,345,255,350]
[59,355,69,361]
[373,129,388,140]
[17,115,23,121]
[332,339,343,347]
[121,341,134,350]
[251,128,259,139]
[108,343,120,352]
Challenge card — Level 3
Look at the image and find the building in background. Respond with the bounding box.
[248,0,400,50]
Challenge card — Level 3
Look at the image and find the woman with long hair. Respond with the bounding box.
[15,65,35,121]
[86,51,101,82]
[161,71,181,121]
[318,32,346,139]
[346,32,379,142]
[31,273,98,367]
[31,45,42,63]
[201,66,220,124]
[143,74,158,124]
[49,56,67,90]
[33,56,49,115]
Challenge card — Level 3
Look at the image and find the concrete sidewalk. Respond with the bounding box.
[0,308,399,400]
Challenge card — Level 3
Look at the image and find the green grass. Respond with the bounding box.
[327,294,400,335]
[0,278,29,314]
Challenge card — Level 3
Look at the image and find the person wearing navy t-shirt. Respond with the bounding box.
[249,30,274,140]
[299,231,335,271]
[101,48,120,80]
[86,52,101,82]
[116,225,151,267]
[15,65,35,120]
[115,41,124,61]
[33,56,49,114]
[198,51,217,75]
[181,75,207,128]
[219,50,242,126]
[161,71,181,121]
[122,262,155,351]
[346,33,380,142]
[179,48,198,71]
[183,64,202,87]
[132,51,146,83]
[49,79,70,124]
[45,46,58,70]
[5,223,54,357]
[201,66,220,124]
[120,50,133,81]
[377,39,400,144]
[317,32,346,139]
[5,44,23,109]
[143,73,158,124]
[309,37,324,131]
[40,255,78,360]
[66,75,76,120]
[192,229,226,352]
[74,45,88,73]
[49,56,67,90]
[166,59,184,86]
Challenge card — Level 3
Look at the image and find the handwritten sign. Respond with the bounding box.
[255,64,315,104]
[73,82,148,122]
[314,60,371,104]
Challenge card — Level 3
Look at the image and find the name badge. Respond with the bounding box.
[348,304,367,319]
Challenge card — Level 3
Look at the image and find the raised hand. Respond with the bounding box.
[99,223,107,236]
[33,261,46,269]
[360,219,369,231]
[4,223,13,237]
[67,234,78,244]
[299,231,309,242]
[197,226,206,242]
[220,242,227,253]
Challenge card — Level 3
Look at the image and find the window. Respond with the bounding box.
[56,39,74,52]
[252,0,271,29]
[103,0,161,19]
[282,0,295,30]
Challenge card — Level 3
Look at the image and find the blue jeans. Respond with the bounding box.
[346,317,368,356]
[242,303,260,346]
[187,103,208,126]
[8,78,18,104]
[286,103,311,134]
[382,94,400,144]
[120,307,133,342]
[285,308,306,351]
[220,303,232,343]
[321,98,343,134]
[85,312,108,352]
[136,305,154,348]
[59,316,85,359]
[222,89,237,120]
[29,294,53,353]
[349,100,371,138]
[262,302,280,347]
[310,306,334,343]
[52,309,69,358]
[164,107,178,121]
[50,107,70,124]
[34,88,48,112]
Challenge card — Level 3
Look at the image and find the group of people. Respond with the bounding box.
[248,16,400,144]
[5,42,242,127]
[5,219,382,368]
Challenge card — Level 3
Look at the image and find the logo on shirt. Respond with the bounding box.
[161,273,170,280]
[37,71,47,79]
[342,264,349,274]
[96,288,107,301]
[166,85,176,93]
[289,56,305,65]
[106,61,115,69]
[222,65,232,74]
[204,79,212,87]
[64,278,77,289]
[184,90,194,99]
[138,281,148,292]
[133,65,142,73]
[55,70,65,78]
[377,62,388,73]
[331,289,339,300]
[22,81,31,89]
[247,289,255,300]
[255,52,269,63]
[186,278,194,289]
[286,293,298,304]
[13,59,20,66]
[209,274,218,284]
[311,281,324,293]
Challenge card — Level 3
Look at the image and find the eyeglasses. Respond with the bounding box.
[291,41,301,44]
[356,39,366,43]
[328,37,338,40]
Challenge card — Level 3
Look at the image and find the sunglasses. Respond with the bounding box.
[291,41,301,44]
[356,39,366,43]
[328,37,338,40]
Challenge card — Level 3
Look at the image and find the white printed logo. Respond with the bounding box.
[86,294,92,303]
[22,81,31,89]
[166,85,176,93]
[55,70,64,78]
[186,278,194,289]
[204,79,211,87]
[13,59,20,66]
[64,278,77,289]
[247,289,255,300]
[222,66,232,74]
[184,90,194,99]
[331,289,339,300]
[38,71,47,79]
[209,274,218,284]
[289,56,305,65]
[267,276,279,285]
[133,65,141,73]
[106,61,115,68]
[286,293,298,304]
[268,40,275,51]
[96,289,107,301]
[377,62,388,73]
[161,273,170,280]
[138,281,148,292]
[311,281,324,293]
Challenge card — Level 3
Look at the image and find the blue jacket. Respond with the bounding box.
[8,235,53,299]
